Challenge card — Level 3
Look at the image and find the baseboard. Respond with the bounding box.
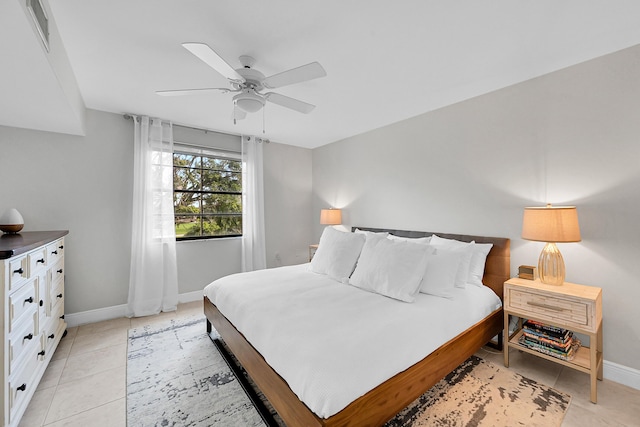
[604,360,640,391]
[65,303,128,328]
[65,290,204,328]
[178,290,204,304]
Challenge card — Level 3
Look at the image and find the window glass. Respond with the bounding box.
[173,147,242,240]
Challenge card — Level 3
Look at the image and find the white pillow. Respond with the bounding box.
[467,243,493,287]
[430,234,469,248]
[387,234,432,244]
[349,237,434,302]
[430,235,492,287]
[311,227,366,282]
[355,228,389,239]
[419,251,461,298]
[429,235,474,289]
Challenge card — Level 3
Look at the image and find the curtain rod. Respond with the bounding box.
[122,113,243,137]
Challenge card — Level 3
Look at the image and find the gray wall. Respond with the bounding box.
[264,142,313,267]
[312,45,640,371]
[0,109,313,313]
[1,110,133,313]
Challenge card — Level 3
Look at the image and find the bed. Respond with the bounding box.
[204,227,510,426]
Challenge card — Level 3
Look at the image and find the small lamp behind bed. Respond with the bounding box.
[320,208,342,226]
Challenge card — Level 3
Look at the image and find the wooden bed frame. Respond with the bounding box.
[204,228,510,426]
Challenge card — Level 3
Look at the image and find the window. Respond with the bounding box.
[173,144,242,240]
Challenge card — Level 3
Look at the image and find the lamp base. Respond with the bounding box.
[538,242,565,285]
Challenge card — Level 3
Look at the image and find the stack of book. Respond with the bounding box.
[518,319,580,361]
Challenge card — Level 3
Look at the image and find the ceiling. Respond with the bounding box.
[3,1,640,148]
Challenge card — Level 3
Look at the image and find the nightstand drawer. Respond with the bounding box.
[507,287,591,327]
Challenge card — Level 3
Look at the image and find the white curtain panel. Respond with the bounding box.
[127,116,179,317]
[241,136,267,271]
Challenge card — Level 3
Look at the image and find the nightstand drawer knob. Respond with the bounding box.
[17,384,27,392]
[526,301,565,311]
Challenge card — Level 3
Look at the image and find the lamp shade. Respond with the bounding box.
[522,205,581,243]
[320,208,342,225]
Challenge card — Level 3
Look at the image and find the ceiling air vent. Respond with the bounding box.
[26,0,49,52]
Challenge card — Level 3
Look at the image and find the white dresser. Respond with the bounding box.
[0,231,68,427]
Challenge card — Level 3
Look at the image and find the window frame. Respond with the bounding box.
[173,142,243,241]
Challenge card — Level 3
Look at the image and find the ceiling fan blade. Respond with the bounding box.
[265,92,315,114]
[182,42,244,82]
[156,88,230,96]
[263,62,326,89]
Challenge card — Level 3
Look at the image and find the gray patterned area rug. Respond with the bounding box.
[127,317,267,427]
[127,318,571,427]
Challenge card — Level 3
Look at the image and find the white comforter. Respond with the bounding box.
[203,263,501,419]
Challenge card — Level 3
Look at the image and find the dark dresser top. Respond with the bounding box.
[0,231,69,259]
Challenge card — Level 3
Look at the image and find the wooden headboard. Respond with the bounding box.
[353,227,511,300]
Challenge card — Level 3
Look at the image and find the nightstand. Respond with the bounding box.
[503,277,603,403]
[308,244,318,262]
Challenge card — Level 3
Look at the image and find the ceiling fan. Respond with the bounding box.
[157,43,327,123]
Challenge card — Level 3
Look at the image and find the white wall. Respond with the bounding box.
[0,110,313,314]
[312,45,640,371]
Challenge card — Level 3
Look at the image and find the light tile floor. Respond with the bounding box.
[18,301,640,426]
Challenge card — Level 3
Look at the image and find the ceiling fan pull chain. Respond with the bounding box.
[263,105,266,134]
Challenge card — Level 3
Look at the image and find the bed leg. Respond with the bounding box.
[206,319,212,333]
[485,331,503,351]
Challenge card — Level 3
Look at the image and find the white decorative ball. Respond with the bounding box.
[0,208,25,233]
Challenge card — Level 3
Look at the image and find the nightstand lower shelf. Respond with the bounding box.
[507,329,603,375]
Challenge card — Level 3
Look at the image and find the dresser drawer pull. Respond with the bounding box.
[57,293,63,299]
[24,297,34,304]
[37,258,45,264]
[13,267,24,274]
[59,245,64,249]
[17,384,27,392]
[51,250,58,255]
[527,301,565,311]
[48,334,55,339]
[38,350,45,357]
[40,299,44,307]
[60,315,65,320]
[24,333,34,341]
[57,269,63,273]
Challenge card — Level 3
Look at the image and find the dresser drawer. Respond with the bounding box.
[50,258,65,284]
[8,350,41,424]
[507,287,592,329]
[28,248,47,273]
[51,276,65,313]
[9,278,38,333]
[43,303,65,355]
[8,312,38,375]
[8,255,28,291]
[46,239,64,265]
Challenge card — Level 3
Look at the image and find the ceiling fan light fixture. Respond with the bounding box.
[233,91,265,113]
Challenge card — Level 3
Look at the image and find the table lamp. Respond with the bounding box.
[521,204,581,285]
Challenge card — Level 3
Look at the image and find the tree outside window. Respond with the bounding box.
[173,148,242,239]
